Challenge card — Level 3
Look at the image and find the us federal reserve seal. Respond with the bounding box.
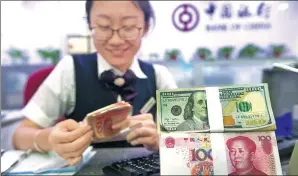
[171,105,182,116]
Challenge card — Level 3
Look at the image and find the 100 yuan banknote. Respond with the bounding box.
[156,84,276,133]
[159,132,282,175]
[83,101,132,141]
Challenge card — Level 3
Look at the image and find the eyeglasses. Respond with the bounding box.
[91,25,143,41]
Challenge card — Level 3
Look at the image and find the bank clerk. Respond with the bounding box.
[12,0,177,165]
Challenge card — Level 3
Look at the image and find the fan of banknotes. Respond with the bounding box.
[156,83,283,175]
[83,101,132,141]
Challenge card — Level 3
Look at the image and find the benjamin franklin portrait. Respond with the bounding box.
[176,91,209,131]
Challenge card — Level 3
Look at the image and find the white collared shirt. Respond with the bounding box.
[98,53,147,79]
[22,53,177,128]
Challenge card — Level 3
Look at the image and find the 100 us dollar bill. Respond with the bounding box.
[156,83,276,133]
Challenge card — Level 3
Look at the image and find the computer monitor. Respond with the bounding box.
[1,64,51,110]
[66,35,92,54]
[262,65,298,118]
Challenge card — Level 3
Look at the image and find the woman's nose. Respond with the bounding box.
[108,31,125,46]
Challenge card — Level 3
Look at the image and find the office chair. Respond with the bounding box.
[23,66,66,123]
[23,66,55,106]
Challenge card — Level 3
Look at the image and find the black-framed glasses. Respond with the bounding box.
[91,25,143,41]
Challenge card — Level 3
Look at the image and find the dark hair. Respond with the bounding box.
[226,136,257,153]
[85,0,155,29]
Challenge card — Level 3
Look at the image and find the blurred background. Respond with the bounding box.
[1,1,298,119]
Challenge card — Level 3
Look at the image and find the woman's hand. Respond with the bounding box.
[48,119,93,166]
[112,113,159,151]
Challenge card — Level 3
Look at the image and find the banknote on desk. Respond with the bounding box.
[83,101,132,141]
[159,131,282,175]
[156,83,276,133]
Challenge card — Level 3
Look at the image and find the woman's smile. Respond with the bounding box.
[107,48,129,57]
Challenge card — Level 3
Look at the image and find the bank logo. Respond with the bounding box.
[172,4,200,32]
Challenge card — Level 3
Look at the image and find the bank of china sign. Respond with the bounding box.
[172,2,272,32]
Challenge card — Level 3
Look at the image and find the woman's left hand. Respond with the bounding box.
[111,113,159,151]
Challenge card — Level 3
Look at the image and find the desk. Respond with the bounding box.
[1,118,23,150]
[1,109,24,126]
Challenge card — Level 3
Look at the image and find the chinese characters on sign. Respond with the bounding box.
[204,2,272,32]
[205,2,271,19]
[205,3,216,20]
[221,4,232,19]
[257,2,271,19]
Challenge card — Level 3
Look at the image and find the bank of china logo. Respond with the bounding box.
[172,4,200,32]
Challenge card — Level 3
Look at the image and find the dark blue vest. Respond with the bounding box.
[65,53,157,148]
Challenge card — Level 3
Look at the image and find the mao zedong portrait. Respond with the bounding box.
[176,91,209,131]
[226,136,268,176]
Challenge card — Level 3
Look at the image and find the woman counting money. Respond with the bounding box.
[12,0,177,165]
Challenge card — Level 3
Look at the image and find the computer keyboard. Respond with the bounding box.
[102,153,160,176]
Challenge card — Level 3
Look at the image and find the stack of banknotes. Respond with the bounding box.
[83,101,132,141]
[156,83,283,175]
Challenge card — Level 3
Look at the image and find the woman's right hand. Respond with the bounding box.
[48,119,93,166]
